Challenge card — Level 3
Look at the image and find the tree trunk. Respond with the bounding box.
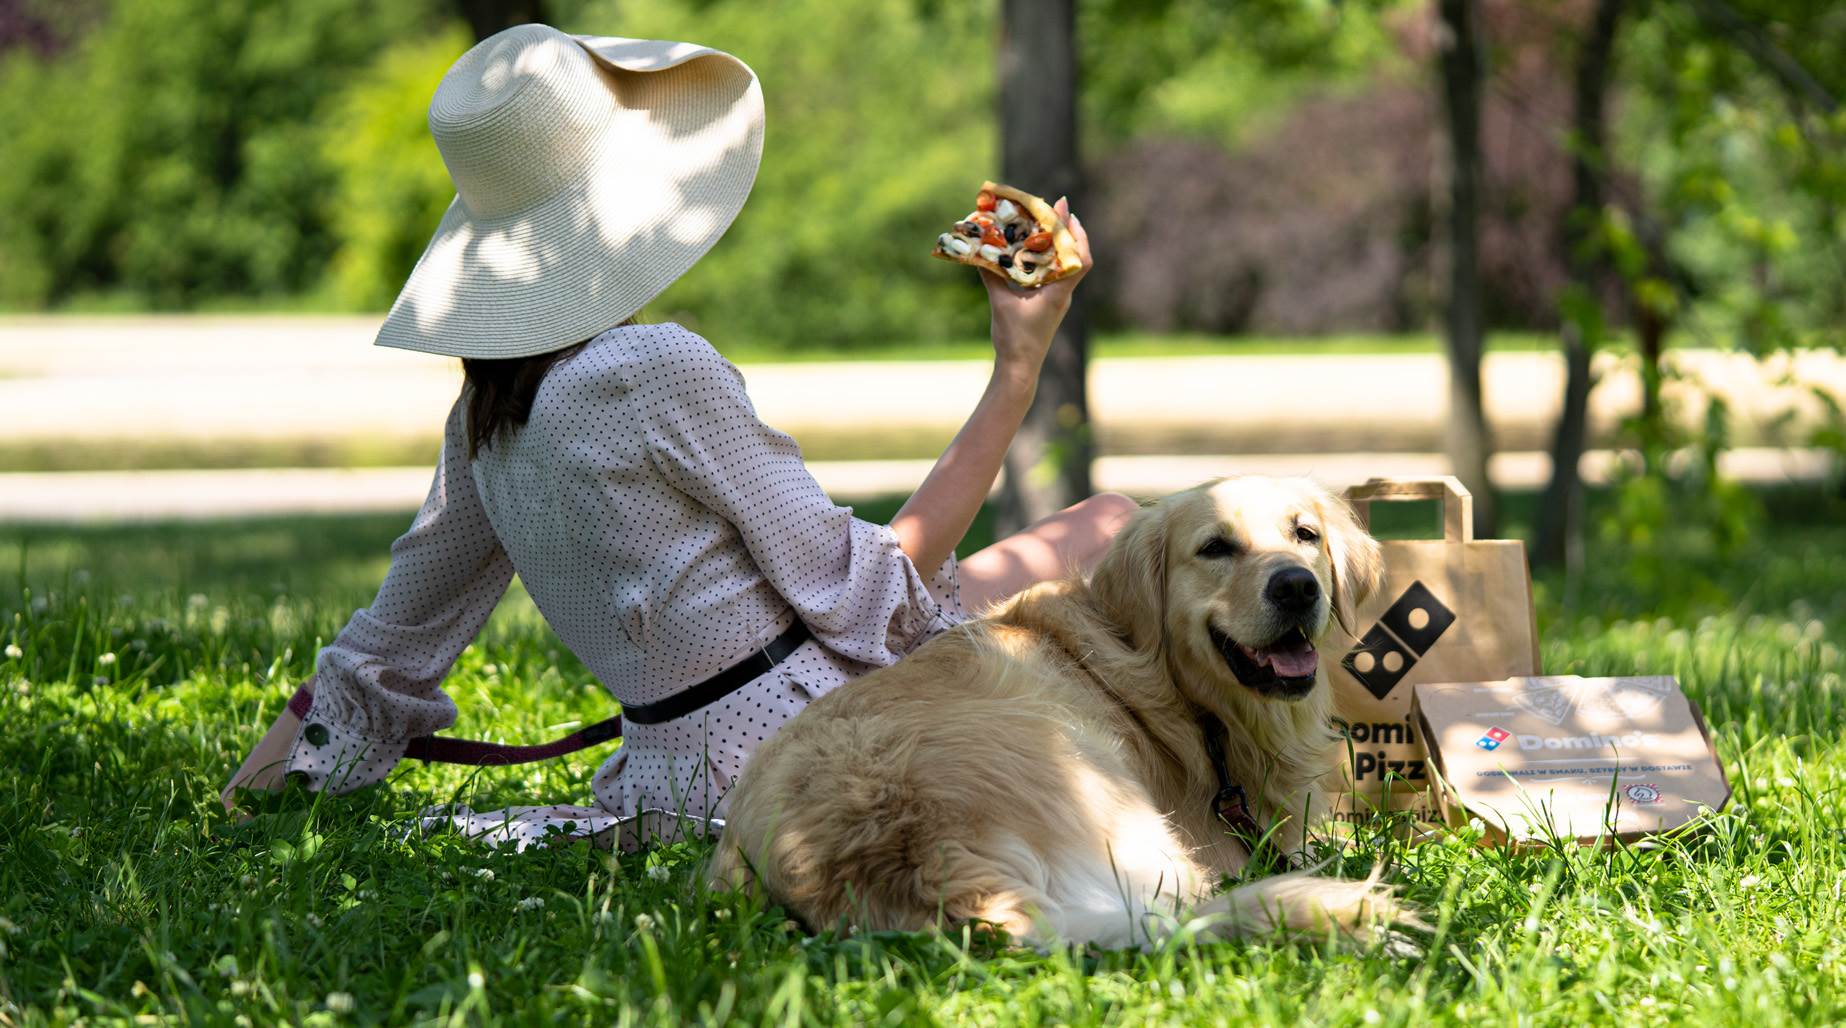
[995,0,1091,535]
[1535,0,1624,570]
[1435,0,1498,537]
[1636,297,1666,475]
[454,0,548,42]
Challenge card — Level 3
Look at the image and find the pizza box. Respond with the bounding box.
[1411,675,1731,845]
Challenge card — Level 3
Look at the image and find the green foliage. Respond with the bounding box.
[566,0,1000,348]
[1,0,1840,354]
[2,489,1844,1021]
[1596,376,1766,606]
[1617,3,1846,354]
[318,28,473,311]
[0,0,445,310]
[1078,0,1399,149]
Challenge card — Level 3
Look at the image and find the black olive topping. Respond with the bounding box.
[997,254,1013,269]
[1003,223,1018,244]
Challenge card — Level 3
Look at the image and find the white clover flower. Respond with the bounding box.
[471,867,495,881]
[230,980,250,997]
[188,593,209,609]
[3,644,20,659]
[516,896,545,911]
[97,652,116,666]
[634,913,656,932]
[306,913,324,928]
[481,663,498,676]
[646,864,670,882]
[325,991,355,1014]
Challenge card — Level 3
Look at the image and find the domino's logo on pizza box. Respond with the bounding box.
[1476,726,1510,751]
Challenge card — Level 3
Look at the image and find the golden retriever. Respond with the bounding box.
[710,476,1402,948]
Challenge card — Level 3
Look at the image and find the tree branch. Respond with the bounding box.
[1687,0,1837,115]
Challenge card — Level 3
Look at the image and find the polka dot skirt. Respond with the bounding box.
[283,323,965,847]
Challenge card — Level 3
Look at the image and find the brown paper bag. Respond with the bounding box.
[1329,476,1541,821]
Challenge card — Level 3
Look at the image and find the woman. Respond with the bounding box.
[222,24,1132,845]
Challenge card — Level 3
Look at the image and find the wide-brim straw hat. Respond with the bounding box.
[375,23,765,359]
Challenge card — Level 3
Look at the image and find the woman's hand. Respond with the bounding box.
[221,702,305,813]
[889,199,1093,577]
[983,196,1092,385]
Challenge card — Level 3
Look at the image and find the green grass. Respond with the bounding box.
[3,488,1845,1023]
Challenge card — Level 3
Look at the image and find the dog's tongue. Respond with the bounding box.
[1245,637,1319,679]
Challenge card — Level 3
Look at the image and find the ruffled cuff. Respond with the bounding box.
[282,707,408,795]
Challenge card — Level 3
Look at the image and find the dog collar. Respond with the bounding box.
[1195,711,1283,868]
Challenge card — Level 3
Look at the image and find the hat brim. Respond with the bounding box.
[375,35,765,359]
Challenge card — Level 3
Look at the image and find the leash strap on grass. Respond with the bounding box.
[281,620,812,767]
[287,684,624,766]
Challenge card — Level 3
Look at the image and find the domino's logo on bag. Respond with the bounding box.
[1341,580,1457,701]
[1476,726,1509,751]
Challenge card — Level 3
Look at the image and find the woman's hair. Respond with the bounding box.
[460,316,639,457]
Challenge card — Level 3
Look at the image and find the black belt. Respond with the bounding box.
[286,620,813,767]
[621,619,813,725]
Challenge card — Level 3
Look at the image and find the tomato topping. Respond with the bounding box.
[1022,231,1053,252]
[975,190,996,212]
[980,225,1007,248]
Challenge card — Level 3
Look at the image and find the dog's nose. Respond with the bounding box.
[1265,567,1320,615]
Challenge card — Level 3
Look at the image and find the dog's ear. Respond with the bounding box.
[1088,498,1169,652]
[1317,491,1383,633]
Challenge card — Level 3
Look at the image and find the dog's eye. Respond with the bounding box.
[1197,536,1238,559]
[1295,525,1321,545]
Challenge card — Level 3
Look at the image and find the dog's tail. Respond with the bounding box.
[1184,866,1416,950]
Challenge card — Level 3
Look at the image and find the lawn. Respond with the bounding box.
[2,487,1844,1024]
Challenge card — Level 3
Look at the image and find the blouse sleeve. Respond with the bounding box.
[281,395,515,794]
[642,332,963,668]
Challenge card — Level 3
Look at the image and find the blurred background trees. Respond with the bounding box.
[0,0,1839,562]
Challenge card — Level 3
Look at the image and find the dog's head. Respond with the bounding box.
[1091,476,1383,702]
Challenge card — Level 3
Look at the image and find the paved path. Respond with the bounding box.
[0,316,1838,521]
[1,449,1829,523]
[3,316,1840,449]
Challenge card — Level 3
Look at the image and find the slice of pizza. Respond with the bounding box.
[932,181,1082,288]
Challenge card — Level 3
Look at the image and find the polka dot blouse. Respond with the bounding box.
[282,323,964,835]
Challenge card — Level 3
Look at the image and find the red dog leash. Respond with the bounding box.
[285,620,812,767]
[287,685,623,766]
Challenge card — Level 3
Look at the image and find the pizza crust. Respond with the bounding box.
[932,180,1083,288]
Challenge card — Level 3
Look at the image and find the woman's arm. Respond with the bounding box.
[887,200,1091,577]
[222,396,513,811]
